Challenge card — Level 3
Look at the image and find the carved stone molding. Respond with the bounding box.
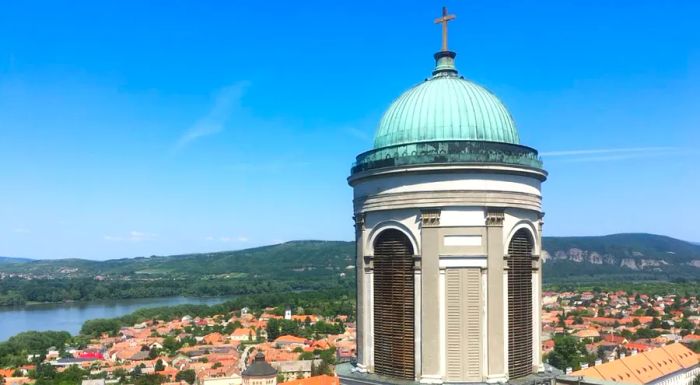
[413,255,422,271]
[532,254,540,271]
[486,209,505,226]
[356,190,542,213]
[353,213,366,232]
[420,209,441,227]
[363,255,373,272]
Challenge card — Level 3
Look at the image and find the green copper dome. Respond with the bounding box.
[373,51,520,149]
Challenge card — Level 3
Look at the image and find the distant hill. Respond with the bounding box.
[1,234,698,283]
[541,233,700,282]
[0,241,356,280]
[0,256,34,265]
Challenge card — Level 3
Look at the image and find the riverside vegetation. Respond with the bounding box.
[0,289,353,368]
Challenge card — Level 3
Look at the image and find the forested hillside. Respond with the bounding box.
[1,234,698,306]
[0,241,355,306]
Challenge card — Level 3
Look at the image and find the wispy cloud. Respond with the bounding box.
[343,126,371,142]
[173,82,249,151]
[104,231,157,242]
[205,235,249,243]
[541,147,676,157]
[540,147,682,163]
[226,160,311,173]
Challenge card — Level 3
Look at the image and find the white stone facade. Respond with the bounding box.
[350,164,546,383]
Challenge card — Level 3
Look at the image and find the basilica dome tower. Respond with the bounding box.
[341,8,547,385]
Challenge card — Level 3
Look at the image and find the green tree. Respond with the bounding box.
[55,365,87,385]
[317,360,331,375]
[80,318,122,337]
[635,328,660,339]
[266,318,281,341]
[134,374,166,385]
[175,369,196,385]
[155,359,165,372]
[688,341,700,353]
[113,368,129,383]
[280,320,300,336]
[547,335,589,371]
[162,336,181,354]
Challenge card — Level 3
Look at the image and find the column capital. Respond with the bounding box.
[353,213,366,231]
[485,208,505,227]
[420,209,441,227]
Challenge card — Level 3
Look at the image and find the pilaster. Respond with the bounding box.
[534,217,545,372]
[420,209,442,383]
[353,213,369,372]
[485,208,506,381]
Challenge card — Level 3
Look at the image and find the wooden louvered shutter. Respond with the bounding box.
[445,269,462,381]
[373,229,415,379]
[463,269,481,379]
[445,268,482,382]
[507,229,533,379]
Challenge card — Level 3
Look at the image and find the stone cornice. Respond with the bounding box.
[355,190,542,213]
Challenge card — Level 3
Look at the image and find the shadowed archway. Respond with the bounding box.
[373,229,415,379]
[507,228,534,379]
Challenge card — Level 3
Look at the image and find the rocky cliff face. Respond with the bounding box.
[541,233,700,274]
[543,248,673,270]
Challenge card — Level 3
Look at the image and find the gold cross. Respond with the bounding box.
[434,6,456,52]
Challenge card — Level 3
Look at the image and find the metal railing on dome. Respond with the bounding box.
[351,140,543,174]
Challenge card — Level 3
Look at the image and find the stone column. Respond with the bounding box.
[485,209,506,382]
[534,218,545,372]
[420,209,442,383]
[354,213,369,372]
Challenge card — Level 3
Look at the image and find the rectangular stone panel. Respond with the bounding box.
[443,235,482,247]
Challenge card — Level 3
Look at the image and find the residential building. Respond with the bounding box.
[568,343,699,385]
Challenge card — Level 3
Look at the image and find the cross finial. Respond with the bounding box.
[434,6,456,52]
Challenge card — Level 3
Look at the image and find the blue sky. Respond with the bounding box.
[1,1,698,260]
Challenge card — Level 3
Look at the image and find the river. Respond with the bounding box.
[0,296,234,341]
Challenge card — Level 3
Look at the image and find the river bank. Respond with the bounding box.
[0,296,234,341]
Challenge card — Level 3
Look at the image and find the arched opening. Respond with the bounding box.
[373,229,415,379]
[507,228,534,379]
